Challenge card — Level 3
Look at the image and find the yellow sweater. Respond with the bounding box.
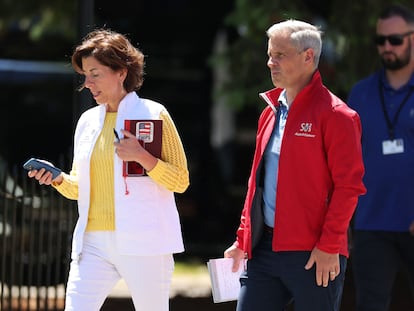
[87,112,116,231]
[53,110,189,231]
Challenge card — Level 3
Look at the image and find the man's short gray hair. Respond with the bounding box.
[267,19,323,67]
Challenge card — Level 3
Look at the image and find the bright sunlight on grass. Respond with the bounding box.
[174,259,208,276]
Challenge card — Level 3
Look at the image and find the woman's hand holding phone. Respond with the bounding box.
[23,158,63,185]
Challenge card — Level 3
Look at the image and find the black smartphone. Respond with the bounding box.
[23,158,62,180]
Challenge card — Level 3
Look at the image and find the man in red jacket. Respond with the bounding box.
[224,19,366,311]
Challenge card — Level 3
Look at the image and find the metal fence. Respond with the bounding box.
[0,164,77,311]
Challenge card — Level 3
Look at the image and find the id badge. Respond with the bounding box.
[382,138,404,155]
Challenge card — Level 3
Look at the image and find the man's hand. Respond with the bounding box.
[409,221,414,236]
[224,245,246,272]
[304,247,340,287]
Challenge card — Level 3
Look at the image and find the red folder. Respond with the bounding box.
[123,119,163,176]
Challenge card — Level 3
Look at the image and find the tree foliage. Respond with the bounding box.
[212,0,414,109]
[0,0,76,40]
[0,0,76,60]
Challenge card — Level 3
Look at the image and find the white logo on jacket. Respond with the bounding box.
[294,122,315,137]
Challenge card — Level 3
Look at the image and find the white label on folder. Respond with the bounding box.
[136,121,154,143]
[382,139,404,155]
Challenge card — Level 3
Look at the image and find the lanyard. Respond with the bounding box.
[378,79,414,140]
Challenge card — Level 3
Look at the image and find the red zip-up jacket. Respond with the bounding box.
[234,71,366,258]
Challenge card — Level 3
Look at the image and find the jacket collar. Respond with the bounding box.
[259,70,322,111]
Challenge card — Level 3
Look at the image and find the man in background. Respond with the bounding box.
[348,4,414,310]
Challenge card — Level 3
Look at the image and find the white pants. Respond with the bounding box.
[64,231,174,311]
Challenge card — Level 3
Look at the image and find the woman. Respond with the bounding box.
[27,28,189,310]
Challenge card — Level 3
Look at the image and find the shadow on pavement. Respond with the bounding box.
[102,296,236,311]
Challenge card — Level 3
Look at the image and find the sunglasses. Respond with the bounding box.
[374,31,414,46]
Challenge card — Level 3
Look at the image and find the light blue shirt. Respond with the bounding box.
[263,91,289,227]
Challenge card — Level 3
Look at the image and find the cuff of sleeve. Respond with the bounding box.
[51,173,72,189]
[146,159,164,179]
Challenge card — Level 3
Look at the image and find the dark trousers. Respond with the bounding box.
[352,230,414,311]
[236,231,347,311]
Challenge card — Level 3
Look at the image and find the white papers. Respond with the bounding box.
[207,257,246,303]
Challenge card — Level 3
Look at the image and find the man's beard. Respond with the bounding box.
[382,57,410,70]
[381,44,411,70]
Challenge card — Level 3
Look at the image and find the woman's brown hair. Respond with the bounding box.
[71,29,145,92]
